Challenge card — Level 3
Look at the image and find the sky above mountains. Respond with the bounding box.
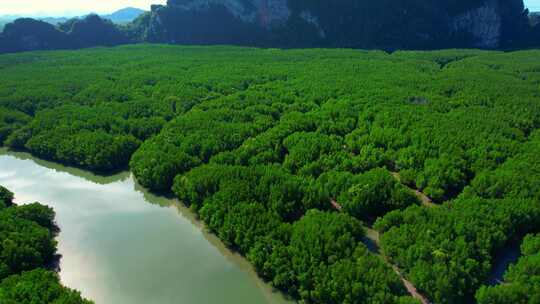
[528,0,540,10]
[0,0,166,17]
[0,0,539,16]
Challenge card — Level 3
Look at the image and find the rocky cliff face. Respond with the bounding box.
[166,0,289,27]
[142,0,528,49]
[452,0,501,48]
[1,0,533,54]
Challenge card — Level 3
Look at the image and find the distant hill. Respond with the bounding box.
[0,15,128,54]
[45,7,146,25]
[39,17,69,25]
[102,7,146,24]
[0,7,145,30]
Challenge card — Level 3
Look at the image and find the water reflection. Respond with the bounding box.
[131,177,291,303]
[0,148,130,185]
[488,240,522,285]
[0,148,292,304]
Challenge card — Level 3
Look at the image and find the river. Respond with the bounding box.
[0,149,291,304]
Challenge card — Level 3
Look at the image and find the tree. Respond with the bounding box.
[67,15,128,48]
[288,210,364,297]
[0,269,93,304]
[339,168,419,220]
[131,140,201,191]
[0,186,14,209]
[0,205,57,280]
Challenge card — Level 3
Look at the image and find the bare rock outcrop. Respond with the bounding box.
[452,0,501,48]
[143,0,530,49]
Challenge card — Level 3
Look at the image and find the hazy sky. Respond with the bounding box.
[0,0,167,16]
[0,0,539,16]
[527,0,540,10]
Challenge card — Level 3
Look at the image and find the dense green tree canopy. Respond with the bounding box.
[0,269,93,304]
[375,197,540,303]
[0,204,57,280]
[0,186,14,209]
[1,45,540,303]
[338,168,419,220]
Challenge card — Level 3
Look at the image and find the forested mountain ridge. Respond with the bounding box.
[1,45,540,303]
[103,7,146,24]
[0,15,127,53]
[0,7,145,31]
[1,0,539,53]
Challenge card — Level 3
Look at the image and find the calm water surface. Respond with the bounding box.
[0,149,291,304]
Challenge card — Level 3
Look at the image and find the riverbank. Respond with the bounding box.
[0,148,291,304]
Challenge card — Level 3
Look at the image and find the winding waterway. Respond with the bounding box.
[0,149,291,304]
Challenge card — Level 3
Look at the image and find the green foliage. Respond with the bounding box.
[6,101,172,171]
[288,210,364,296]
[250,210,415,303]
[0,269,93,304]
[174,164,412,302]
[174,164,306,220]
[282,131,341,174]
[0,203,57,280]
[475,233,540,304]
[310,247,419,304]
[0,107,30,145]
[339,168,419,220]
[0,186,14,209]
[131,141,200,191]
[465,131,540,201]
[4,203,56,232]
[375,198,540,303]
[200,185,285,252]
[416,154,468,201]
[25,129,139,172]
[2,45,540,303]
